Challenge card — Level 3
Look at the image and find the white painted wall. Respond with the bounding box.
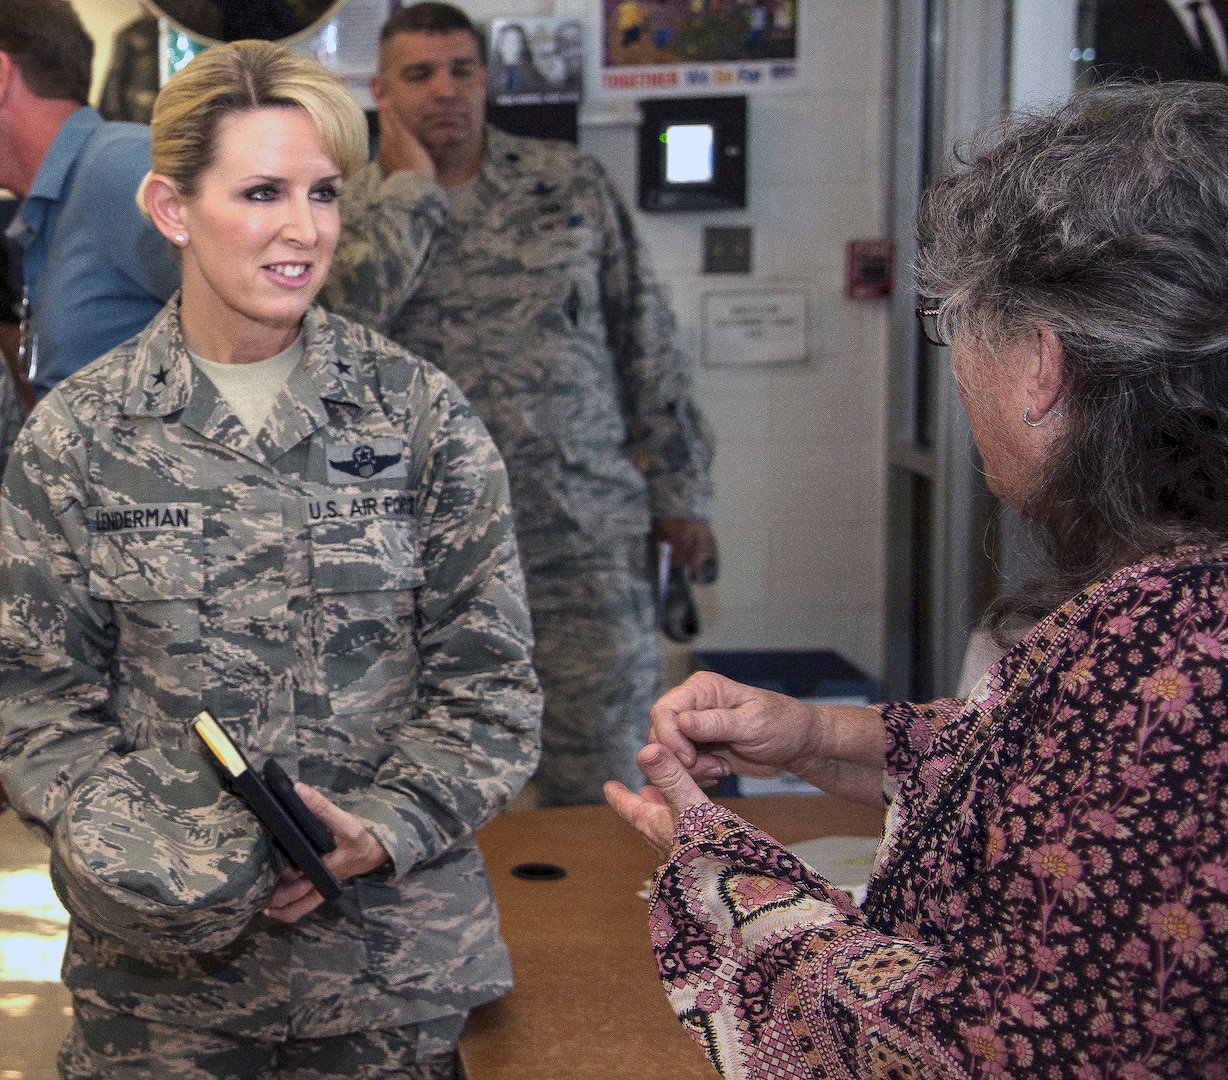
[1010,0,1077,110]
[459,0,894,685]
[579,0,891,683]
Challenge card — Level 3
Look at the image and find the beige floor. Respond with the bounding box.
[0,810,72,1080]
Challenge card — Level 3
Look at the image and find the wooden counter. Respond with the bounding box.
[458,795,886,1080]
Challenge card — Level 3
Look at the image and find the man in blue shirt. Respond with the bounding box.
[0,0,180,401]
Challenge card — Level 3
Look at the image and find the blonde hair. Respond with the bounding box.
[139,39,367,212]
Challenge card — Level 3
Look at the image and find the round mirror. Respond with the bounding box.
[146,0,348,46]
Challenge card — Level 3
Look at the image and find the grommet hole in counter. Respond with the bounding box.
[509,861,567,881]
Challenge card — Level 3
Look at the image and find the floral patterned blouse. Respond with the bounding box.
[651,545,1228,1078]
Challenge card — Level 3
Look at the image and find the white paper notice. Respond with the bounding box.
[701,288,810,367]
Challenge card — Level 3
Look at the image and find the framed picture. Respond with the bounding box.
[489,17,584,106]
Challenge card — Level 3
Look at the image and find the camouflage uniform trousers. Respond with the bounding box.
[526,544,660,807]
[60,998,462,1080]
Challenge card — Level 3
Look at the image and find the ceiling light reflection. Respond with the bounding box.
[0,868,69,982]
[0,870,68,924]
[0,932,67,982]
[0,991,39,1017]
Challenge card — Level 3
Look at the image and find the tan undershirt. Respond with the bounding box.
[189,332,305,436]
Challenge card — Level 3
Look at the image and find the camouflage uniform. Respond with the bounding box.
[0,301,542,1069]
[323,126,713,806]
[60,1000,461,1079]
[0,359,25,476]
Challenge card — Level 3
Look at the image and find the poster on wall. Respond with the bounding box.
[598,0,798,99]
[489,17,584,104]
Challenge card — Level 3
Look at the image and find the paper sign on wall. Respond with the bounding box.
[701,288,809,367]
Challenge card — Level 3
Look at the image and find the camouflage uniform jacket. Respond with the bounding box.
[0,360,25,477]
[0,301,542,1038]
[323,126,714,565]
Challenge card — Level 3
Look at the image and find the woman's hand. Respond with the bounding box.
[604,742,712,860]
[647,671,890,807]
[648,671,822,783]
[264,783,390,924]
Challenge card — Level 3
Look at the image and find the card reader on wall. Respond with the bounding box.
[638,96,747,212]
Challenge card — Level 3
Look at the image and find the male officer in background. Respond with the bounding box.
[0,0,180,402]
[324,2,716,806]
[98,7,161,124]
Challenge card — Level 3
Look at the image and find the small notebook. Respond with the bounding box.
[193,711,342,901]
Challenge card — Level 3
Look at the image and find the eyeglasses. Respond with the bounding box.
[915,300,949,347]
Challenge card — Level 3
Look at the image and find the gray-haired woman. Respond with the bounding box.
[607,80,1228,1079]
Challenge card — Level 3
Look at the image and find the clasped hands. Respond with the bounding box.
[265,783,390,923]
[604,671,820,859]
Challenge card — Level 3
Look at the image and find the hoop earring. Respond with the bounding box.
[1023,406,1047,428]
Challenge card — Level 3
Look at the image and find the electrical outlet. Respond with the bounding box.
[703,226,753,274]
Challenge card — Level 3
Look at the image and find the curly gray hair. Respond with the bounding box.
[916,80,1228,621]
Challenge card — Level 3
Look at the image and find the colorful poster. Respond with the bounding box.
[489,17,585,105]
[599,0,798,98]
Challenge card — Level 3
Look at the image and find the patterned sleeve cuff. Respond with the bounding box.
[674,800,742,847]
[877,698,962,778]
[668,800,861,918]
